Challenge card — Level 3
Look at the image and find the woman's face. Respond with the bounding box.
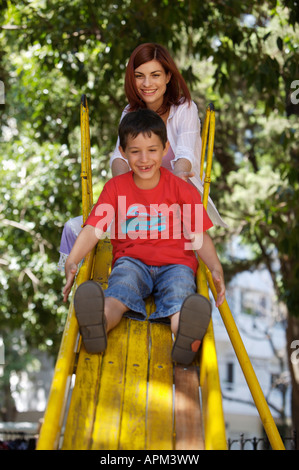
[134,60,171,112]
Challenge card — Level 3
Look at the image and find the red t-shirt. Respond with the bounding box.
[85,167,213,274]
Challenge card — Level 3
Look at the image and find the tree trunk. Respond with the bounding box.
[286,314,299,449]
[1,383,17,422]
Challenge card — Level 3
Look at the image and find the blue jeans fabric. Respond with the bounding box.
[104,256,197,321]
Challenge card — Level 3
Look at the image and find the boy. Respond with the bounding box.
[63,109,225,365]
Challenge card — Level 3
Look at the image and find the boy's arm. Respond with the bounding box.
[193,232,225,307]
[63,224,102,302]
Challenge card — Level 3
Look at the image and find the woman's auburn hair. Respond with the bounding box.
[124,43,192,115]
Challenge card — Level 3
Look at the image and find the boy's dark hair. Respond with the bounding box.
[118,108,168,150]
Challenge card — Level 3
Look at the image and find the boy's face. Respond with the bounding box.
[119,132,169,189]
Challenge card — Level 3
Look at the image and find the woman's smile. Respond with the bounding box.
[134,60,171,112]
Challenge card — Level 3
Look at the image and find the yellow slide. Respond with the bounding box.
[36,98,284,451]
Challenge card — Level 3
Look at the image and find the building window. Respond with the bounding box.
[226,362,234,390]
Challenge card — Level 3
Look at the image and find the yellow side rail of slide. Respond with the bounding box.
[36,97,95,450]
[198,104,227,450]
[199,104,285,451]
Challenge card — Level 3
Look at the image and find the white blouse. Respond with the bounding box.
[110,101,227,227]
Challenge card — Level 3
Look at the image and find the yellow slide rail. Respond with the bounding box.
[199,104,285,450]
[36,96,95,450]
[80,94,94,221]
[198,104,227,450]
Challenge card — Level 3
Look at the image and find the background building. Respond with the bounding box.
[214,268,291,447]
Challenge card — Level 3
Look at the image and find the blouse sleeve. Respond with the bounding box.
[169,101,202,172]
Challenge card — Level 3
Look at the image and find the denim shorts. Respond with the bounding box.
[104,256,197,322]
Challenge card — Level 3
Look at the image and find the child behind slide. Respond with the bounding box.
[63,108,225,365]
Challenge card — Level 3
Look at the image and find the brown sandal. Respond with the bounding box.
[171,294,211,365]
[74,280,107,354]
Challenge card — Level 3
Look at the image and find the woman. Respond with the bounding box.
[58,43,226,271]
[111,43,197,181]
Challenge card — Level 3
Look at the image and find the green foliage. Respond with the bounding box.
[220,108,299,315]
[0,138,81,350]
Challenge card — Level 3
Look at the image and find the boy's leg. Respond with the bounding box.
[151,264,211,365]
[170,311,180,336]
[104,257,152,321]
[104,296,129,332]
[74,257,151,354]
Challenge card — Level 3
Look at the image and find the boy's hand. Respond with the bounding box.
[174,170,195,181]
[63,262,78,302]
[211,268,225,308]
[173,157,194,181]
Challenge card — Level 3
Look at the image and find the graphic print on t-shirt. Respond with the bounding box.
[118,201,203,244]
[121,204,166,235]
